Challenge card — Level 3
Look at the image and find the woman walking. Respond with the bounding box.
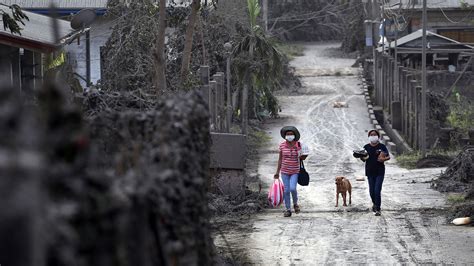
[360,130,390,216]
[274,126,309,217]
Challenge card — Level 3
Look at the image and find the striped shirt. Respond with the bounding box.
[279,141,301,175]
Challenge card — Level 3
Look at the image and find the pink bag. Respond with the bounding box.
[267,179,284,208]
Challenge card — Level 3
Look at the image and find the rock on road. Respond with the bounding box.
[215,43,474,265]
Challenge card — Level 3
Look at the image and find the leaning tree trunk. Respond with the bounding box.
[153,0,167,93]
[180,0,201,86]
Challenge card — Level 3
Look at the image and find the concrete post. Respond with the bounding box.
[392,101,402,130]
[408,80,417,146]
[415,86,422,149]
[382,56,386,108]
[215,72,225,132]
[209,80,217,131]
[225,56,232,133]
[213,73,225,132]
[201,85,210,105]
[200,66,210,85]
[401,70,408,135]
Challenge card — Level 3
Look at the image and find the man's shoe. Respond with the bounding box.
[375,211,381,216]
[294,204,301,214]
[284,210,292,217]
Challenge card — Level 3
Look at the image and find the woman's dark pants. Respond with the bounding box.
[367,175,384,211]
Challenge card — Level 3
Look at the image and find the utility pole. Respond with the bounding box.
[420,0,427,157]
[394,0,401,101]
[380,0,385,107]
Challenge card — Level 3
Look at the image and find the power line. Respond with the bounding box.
[439,6,474,24]
[267,2,362,22]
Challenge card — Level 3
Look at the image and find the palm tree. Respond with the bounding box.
[233,0,283,134]
[0,3,29,35]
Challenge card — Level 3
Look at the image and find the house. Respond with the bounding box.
[3,1,112,87]
[384,0,474,43]
[4,0,211,88]
[0,4,75,93]
[377,29,474,70]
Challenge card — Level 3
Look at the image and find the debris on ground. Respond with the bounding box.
[452,216,471,225]
[416,154,453,168]
[333,101,349,108]
[432,145,474,194]
[431,146,474,226]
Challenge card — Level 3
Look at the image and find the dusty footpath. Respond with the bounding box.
[214,43,474,264]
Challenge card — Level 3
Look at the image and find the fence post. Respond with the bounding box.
[415,86,422,149]
[200,66,209,85]
[215,72,225,132]
[209,80,217,131]
[225,57,232,133]
[401,70,408,135]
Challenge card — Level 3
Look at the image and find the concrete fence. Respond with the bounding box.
[373,52,474,151]
[199,65,247,170]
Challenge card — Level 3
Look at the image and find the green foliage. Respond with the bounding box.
[232,0,284,118]
[1,4,29,35]
[246,0,260,29]
[396,151,422,169]
[447,193,465,203]
[447,90,474,133]
[460,0,471,9]
[397,149,458,169]
[232,31,283,117]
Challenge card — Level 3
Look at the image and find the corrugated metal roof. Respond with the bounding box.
[0,4,74,48]
[377,29,474,52]
[1,0,109,9]
[387,0,474,9]
[394,29,473,47]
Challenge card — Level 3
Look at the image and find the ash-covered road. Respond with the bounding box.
[215,43,474,265]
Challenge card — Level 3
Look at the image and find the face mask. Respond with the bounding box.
[285,135,295,142]
[369,136,379,143]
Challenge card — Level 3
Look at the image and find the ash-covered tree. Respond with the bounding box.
[233,0,283,133]
[0,3,29,35]
[152,0,167,92]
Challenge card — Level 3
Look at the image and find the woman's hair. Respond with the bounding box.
[367,129,380,138]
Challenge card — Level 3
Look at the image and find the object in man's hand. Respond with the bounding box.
[355,176,365,181]
[353,149,368,158]
[378,151,388,162]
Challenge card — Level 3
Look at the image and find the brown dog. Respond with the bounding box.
[335,176,352,207]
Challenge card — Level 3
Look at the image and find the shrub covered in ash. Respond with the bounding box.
[432,146,474,197]
[0,76,216,265]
